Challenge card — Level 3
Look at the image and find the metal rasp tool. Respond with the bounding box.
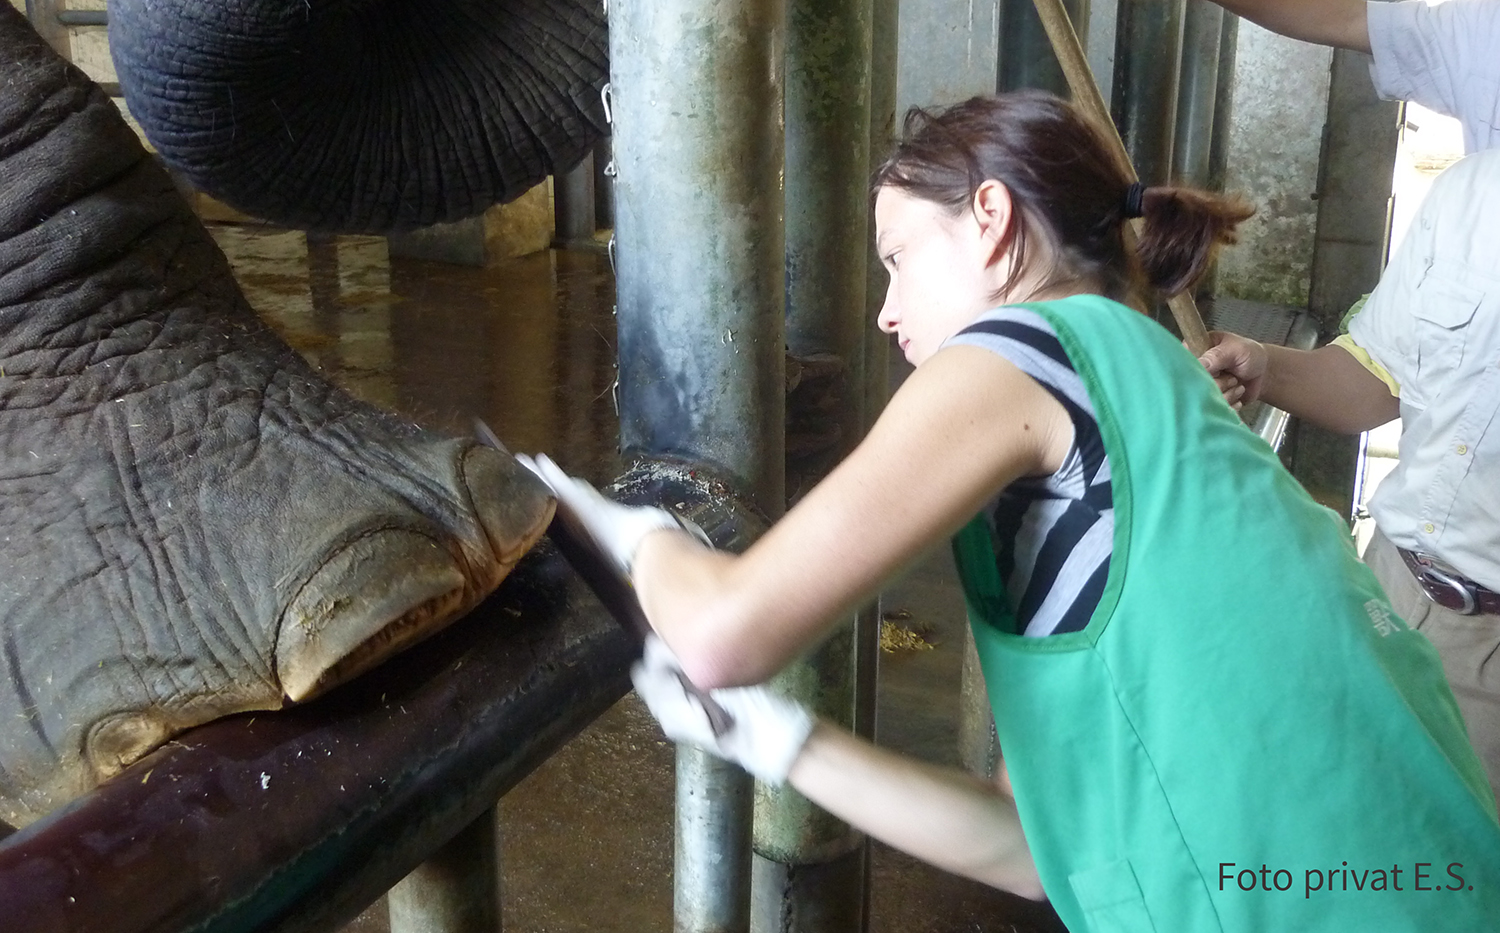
[473,419,734,737]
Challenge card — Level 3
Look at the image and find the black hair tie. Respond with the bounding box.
[1123,182,1147,219]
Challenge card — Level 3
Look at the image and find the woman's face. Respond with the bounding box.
[873,186,1006,366]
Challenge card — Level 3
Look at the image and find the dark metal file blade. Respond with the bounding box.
[474,420,734,737]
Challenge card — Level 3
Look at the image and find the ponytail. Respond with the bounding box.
[1134,187,1254,297]
[875,91,1255,304]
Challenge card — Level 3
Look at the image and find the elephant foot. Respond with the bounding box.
[0,8,552,826]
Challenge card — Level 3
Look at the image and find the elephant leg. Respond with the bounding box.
[0,7,552,827]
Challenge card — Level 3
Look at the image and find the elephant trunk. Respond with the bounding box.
[109,0,608,234]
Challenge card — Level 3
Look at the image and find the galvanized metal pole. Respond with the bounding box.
[759,0,873,929]
[865,0,897,382]
[388,809,502,933]
[998,0,1089,95]
[1206,12,1239,194]
[22,0,71,57]
[610,0,786,506]
[1197,11,1238,299]
[1171,0,1223,187]
[1111,0,1187,186]
[853,23,899,921]
[553,153,596,248]
[609,1,786,932]
[860,0,900,739]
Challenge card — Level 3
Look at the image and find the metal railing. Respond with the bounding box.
[55,9,107,27]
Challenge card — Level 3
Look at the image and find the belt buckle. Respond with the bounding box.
[1417,562,1480,616]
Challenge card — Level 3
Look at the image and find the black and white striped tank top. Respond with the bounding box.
[943,307,1114,637]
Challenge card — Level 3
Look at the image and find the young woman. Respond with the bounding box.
[526,92,1500,931]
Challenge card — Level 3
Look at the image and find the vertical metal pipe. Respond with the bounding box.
[23,1,72,58]
[760,0,874,929]
[592,136,615,230]
[1196,12,1237,300]
[387,809,502,933]
[1206,12,1239,194]
[610,2,785,933]
[1171,0,1223,187]
[855,2,897,922]
[1111,0,1187,185]
[754,630,864,933]
[998,0,1090,96]
[611,0,786,509]
[553,153,597,246]
[677,749,755,933]
[865,0,899,432]
[1086,0,1120,104]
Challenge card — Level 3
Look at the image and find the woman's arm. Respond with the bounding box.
[1209,0,1370,53]
[632,344,1073,688]
[629,644,1045,899]
[789,722,1045,899]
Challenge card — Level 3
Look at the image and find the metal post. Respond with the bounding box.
[1206,12,1238,194]
[865,0,898,432]
[1196,11,1238,300]
[853,13,897,926]
[1111,0,1187,186]
[592,136,615,231]
[54,10,107,27]
[1171,0,1223,187]
[1288,46,1403,522]
[759,0,874,929]
[388,809,503,933]
[22,1,70,57]
[609,1,786,931]
[610,0,786,507]
[553,153,597,248]
[998,0,1090,96]
[1086,0,1119,104]
[677,751,756,933]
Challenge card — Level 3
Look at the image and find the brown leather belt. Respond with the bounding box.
[1397,548,1500,616]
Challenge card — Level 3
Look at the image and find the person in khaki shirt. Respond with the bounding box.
[1201,150,1500,806]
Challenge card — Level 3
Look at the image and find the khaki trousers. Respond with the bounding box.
[1365,528,1500,810]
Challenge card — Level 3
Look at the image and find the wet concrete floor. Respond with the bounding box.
[210,223,1066,933]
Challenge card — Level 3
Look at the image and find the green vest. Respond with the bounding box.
[952,295,1500,932]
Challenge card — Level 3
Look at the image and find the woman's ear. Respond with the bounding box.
[971,179,1017,266]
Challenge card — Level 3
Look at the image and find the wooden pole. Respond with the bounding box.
[1030,0,1212,356]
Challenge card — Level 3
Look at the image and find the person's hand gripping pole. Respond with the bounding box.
[632,635,814,785]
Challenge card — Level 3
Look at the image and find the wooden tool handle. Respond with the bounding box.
[1029,0,1212,357]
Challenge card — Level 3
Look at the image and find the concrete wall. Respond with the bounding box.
[1214,21,1333,308]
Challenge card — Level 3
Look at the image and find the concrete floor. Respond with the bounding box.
[211,225,1066,933]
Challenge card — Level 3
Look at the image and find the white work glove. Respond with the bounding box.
[516,453,706,575]
[631,636,814,786]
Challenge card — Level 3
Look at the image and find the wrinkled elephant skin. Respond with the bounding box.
[0,8,553,828]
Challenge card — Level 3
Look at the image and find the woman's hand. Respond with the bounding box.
[1198,331,1268,409]
[630,635,813,785]
[630,639,1042,898]
[516,453,702,574]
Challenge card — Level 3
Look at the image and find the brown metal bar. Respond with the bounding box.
[1029,0,1211,355]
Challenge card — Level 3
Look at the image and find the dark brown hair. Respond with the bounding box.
[872,91,1253,301]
